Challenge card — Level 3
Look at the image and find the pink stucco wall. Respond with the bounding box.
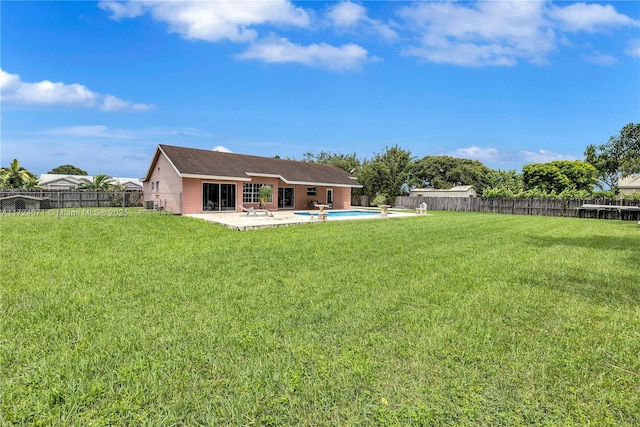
[292,185,351,210]
[144,153,183,214]
[182,179,204,214]
[181,179,353,213]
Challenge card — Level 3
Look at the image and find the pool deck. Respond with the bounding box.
[185,209,417,231]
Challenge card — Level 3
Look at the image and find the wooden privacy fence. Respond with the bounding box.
[351,195,370,207]
[0,190,143,209]
[393,196,640,220]
[395,196,479,212]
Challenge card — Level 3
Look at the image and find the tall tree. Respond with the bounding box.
[414,156,491,194]
[485,169,524,195]
[48,164,88,175]
[0,159,39,189]
[370,145,416,197]
[585,123,640,190]
[522,163,572,193]
[301,151,361,174]
[548,160,597,192]
[357,160,392,199]
[584,144,618,190]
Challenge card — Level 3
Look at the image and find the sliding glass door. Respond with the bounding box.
[203,183,236,211]
[278,187,294,209]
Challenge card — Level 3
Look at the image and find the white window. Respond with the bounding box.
[243,183,273,203]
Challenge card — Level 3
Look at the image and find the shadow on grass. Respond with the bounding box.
[523,235,639,306]
[526,234,639,252]
[520,266,640,306]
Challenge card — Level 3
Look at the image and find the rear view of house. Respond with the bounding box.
[143,145,361,214]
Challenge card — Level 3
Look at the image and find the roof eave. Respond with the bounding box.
[181,173,252,182]
[247,172,361,188]
[285,180,362,188]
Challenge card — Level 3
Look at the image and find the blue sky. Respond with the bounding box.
[2,1,639,178]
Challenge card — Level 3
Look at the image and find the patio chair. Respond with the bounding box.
[416,202,427,214]
[242,206,270,216]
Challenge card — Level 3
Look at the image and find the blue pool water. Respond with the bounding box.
[294,210,388,217]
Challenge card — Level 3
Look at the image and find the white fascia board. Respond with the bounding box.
[246,172,284,180]
[245,172,362,188]
[181,173,251,182]
[285,180,363,188]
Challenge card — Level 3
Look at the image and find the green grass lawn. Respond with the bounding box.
[1,209,639,426]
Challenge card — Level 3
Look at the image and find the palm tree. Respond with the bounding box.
[258,184,273,208]
[110,182,129,206]
[76,174,115,209]
[77,174,114,190]
[0,159,38,189]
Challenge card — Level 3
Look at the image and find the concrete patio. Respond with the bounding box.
[185,209,416,231]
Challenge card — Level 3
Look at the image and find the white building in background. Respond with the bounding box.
[410,185,477,198]
[618,175,640,196]
[38,174,143,190]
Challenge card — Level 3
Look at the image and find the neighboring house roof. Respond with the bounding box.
[113,178,143,188]
[619,175,640,189]
[411,186,476,193]
[39,174,142,188]
[0,195,48,201]
[147,144,361,188]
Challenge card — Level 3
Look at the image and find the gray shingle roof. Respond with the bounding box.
[154,144,360,187]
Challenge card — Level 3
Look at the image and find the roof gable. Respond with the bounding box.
[39,174,81,185]
[151,144,361,187]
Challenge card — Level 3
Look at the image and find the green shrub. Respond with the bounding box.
[371,193,389,206]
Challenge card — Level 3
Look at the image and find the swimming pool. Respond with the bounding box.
[294,210,388,218]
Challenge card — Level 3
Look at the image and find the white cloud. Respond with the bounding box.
[42,125,217,141]
[520,149,576,164]
[98,1,388,71]
[398,1,639,67]
[548,3,640,33]
[0,68,153,112]
[451,146,503,162]
[102,94,152,112]
[212,145,232,153]
[398,1,555,67]
[328,2,398,41]
[44,125,137,139]
[328,2,365,28]
[96,1,639,70]
[583,51,618,66]
[450,145,577,167]
[99,0,309,43]
[626,39,640,58]
[237,36,373,72]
